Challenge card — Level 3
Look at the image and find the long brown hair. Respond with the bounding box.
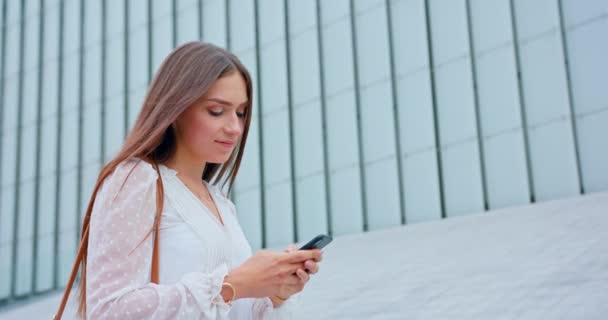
[75,41,253,317]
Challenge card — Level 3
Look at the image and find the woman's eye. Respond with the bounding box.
[209,109,223,116]
[237,111,247,118]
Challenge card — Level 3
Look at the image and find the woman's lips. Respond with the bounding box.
[216,140,235,148]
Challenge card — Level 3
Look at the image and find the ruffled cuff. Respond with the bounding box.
[180,263,232,318]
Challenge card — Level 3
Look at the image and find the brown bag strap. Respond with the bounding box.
[54,175,163,319]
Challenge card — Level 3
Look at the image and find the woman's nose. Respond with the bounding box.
[224,113,243,136]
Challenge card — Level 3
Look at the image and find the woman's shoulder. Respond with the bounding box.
[102,157,159,193]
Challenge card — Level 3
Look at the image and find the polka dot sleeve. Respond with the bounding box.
[85,159,231,319]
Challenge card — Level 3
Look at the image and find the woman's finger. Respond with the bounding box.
[296,269,310,283]
[304,260,319,274]
[284,244,297,253]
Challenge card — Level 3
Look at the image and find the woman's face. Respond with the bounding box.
[174,71,248,165]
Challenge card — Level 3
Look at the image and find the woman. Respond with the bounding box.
[60,42,322,319]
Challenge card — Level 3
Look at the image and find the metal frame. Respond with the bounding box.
[31,0,46,294]
[123,0,130,135]
[348,0,369,231]
[11,0,26,298]
[423,0,447,219]
[75,0,85,248]
[385,0,407,224]
[465,0,490,211]
[252,0,267,248]
[52,0,66,291]
[557,0,584,195]
[315,0,333,236]
[509,0,536,203]
[283,0,299,243]
[0,0,7,303]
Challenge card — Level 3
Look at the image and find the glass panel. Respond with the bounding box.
[20,126,38,182]
[295,174,328,241]
[0,244,12,299]
[561,0,608,27]
[202,0,226,48]
[484,132,530,208]
[429,0,469,64]
[152,0,173,73]
[35,174,57,292]
[329,167,363,235]
[470,0,513,52]
[353,3,391,85]
[577,110,608,192]
[391,0,429,76]
[264,183,293,248]
[262,110,291,184]
[403,151,442,223]
[39,117,58,177]
[228,0,255,52]
[128,0,149,89]
[326,92,359,171]
[35,234,55,291]
[442,142,485,216]
[320,18,354,96]
[15,182,35,295]
[0,186,15,248]
[176,0,199,44]
[234,188,263,250]
[566,17,608,115]
[82,103,102,164]
[529,121,580,200]
[259,42,288,114]
[513,0,560,39]
[365,159,401,229]
[57,169,78,284]
[293,102,324,177]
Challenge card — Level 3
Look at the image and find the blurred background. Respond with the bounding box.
[0,0,607,318]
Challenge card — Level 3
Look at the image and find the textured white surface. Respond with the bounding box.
[2,191,607,319]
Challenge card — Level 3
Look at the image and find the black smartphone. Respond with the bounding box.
[299,234,333,250]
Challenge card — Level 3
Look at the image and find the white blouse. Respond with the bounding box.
[85,158,296,319]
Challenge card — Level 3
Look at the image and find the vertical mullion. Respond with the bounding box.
[349,0,369,231]
[424,0,446,218]
[31,0,45,293]
[283,0,298,243]
[385,0,407,224]
[100,0,107,163]
[52,0,65,290]
[123,0,129,135]
[75,0,85,247]
[147,0,152,83]
[225,0,230,50]
[198,0,203,40]
[0,0,6,296]
[509,0,535,203]
[557,0,584,195]
[314,0,332,236]
[10,0,26,297]
[171,0,176,47]
[465,0,489,211]
[252,0,266,248]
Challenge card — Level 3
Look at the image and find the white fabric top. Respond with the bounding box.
[85,158,296,319]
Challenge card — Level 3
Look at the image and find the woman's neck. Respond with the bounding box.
[165,151,207,183]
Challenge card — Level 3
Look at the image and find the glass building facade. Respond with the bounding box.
[1,0,607,307]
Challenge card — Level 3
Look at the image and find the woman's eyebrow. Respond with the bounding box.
[205,97,248,107]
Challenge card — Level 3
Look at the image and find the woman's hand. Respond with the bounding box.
[269,244,322,307]
[223,248,321,302]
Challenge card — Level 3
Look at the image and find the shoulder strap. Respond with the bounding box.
[54,176,163,319]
